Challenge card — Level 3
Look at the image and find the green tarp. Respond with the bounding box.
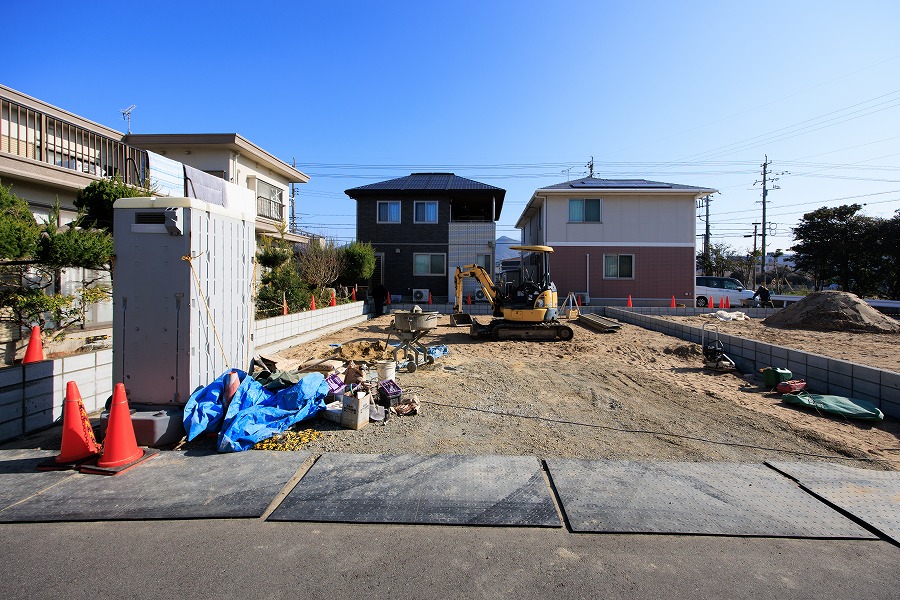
[782,392,884,421]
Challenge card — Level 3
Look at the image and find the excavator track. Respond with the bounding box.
[472,320,574,342]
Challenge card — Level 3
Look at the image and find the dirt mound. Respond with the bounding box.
[663,344,703,359]
[763,291,900,333]
[327,340,393,362]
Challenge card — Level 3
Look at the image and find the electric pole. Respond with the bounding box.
[761,156,768,284]
[744,223,761,287]
[755,155,786,285]
[587,156,594,178]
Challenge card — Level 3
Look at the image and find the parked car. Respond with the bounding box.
[695,276,754,308]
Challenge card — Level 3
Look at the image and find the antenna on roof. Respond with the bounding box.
[120,105,136,134]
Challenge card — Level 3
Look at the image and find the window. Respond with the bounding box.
[414,201,438,223]
[604,254,634,279]
[377,201,401,223]
[414,253,446,276]
[568,198,602,222]
[476,254,492,272]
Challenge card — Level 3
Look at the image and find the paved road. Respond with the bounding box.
[1,518,897,599]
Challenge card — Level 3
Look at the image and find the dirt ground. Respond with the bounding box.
[271,313,900,471]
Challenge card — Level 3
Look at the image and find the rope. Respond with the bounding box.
[181,253,230,370]
[247,257,258,369]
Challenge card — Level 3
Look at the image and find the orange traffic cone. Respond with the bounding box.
[330,289,336,307]
[671,296,677,308]
[386,291,391,305]
[428,291,433,305]
[22,325,44,364]
[575,295,581,307]
[466,292,472,305]
[38,382,100,470]
[282,291,289,316]
[724,296,731,309]
[718,297,724,309]
[351,287,356,301]
[310,294,316,311]
[79,383,157,475]
[626,295,633,307]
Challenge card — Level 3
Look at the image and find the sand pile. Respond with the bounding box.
[763,291,900,333]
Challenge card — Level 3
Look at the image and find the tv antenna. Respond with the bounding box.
[120,105,136,134]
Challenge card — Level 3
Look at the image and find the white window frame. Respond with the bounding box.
[568,198,602,223]
[413,200,438,224]
[377,201,401,224]
[413,253,446,276]
[603,254,634,279]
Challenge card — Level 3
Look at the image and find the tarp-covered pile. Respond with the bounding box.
[782,391,884,421]
[183,370,328,452]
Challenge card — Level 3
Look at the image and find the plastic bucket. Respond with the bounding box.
[376,360,396,381]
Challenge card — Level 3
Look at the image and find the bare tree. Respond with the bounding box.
[296,238,342,289]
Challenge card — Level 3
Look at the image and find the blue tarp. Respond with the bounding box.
[183,370,328,452]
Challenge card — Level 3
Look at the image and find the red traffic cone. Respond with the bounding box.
[330,290,336,307]
[428,291,433,305]
[38,382,101,470]
[466,292,472,305]
[282,291,289,316]
[575,295,581,307]
[386,291,391,305]
[670,296,676,308]
[96,384,144,469]
[718,297,724,309]
[351,287,356,301]
[310,294,316,311]
[626,295,633,307]
[22,325,44,364]
[724,296,731,309]
[223,370,240,413]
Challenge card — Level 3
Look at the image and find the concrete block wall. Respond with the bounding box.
[0,350,113,443]
[605,307,899,418]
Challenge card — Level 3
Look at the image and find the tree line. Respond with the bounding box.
[698,204,900,300]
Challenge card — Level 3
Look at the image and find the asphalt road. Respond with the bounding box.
[1,519,897,599]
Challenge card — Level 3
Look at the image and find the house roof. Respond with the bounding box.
[540,177,716,193]
[346,172,505,194]
[346,172,506,219]
[124,133,309,183]
[516,177,717,228]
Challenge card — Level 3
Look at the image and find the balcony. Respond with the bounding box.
[257,196,284,221]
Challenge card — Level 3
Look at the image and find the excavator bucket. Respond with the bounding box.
[449,313,473,327]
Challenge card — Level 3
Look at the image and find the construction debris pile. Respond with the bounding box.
[763,291,900,333]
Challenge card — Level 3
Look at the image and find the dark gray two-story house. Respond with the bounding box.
[345,173,505,303]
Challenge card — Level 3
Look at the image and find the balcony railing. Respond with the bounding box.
[257,196,284,221]
[1,96,148,187]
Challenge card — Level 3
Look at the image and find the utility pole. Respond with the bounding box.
[761,156,768,285]
[704,195,711,267]
[587,156,594,178]
[755,155,786,285]
[744,222,761,287]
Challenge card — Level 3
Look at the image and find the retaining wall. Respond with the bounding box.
[605,307,899,418]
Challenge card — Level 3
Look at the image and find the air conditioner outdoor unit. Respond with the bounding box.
[474,289,489,302]
[412,288,430,303]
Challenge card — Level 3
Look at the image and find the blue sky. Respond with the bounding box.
[6,1,899,256]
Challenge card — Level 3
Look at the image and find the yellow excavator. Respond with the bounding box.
[451,245,574,341]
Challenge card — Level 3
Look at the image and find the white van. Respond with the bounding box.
[695,276,754,308]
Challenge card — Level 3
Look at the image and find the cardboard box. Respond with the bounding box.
[341,391,371,430]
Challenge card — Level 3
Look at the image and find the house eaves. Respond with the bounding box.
[124,133,310,183]
[515,177,717,229]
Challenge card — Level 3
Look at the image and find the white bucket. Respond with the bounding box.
[376,360,396,381]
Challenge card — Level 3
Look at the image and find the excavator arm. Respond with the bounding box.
[453,264,499,313]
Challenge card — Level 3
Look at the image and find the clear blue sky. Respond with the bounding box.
[7,1,899,256]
